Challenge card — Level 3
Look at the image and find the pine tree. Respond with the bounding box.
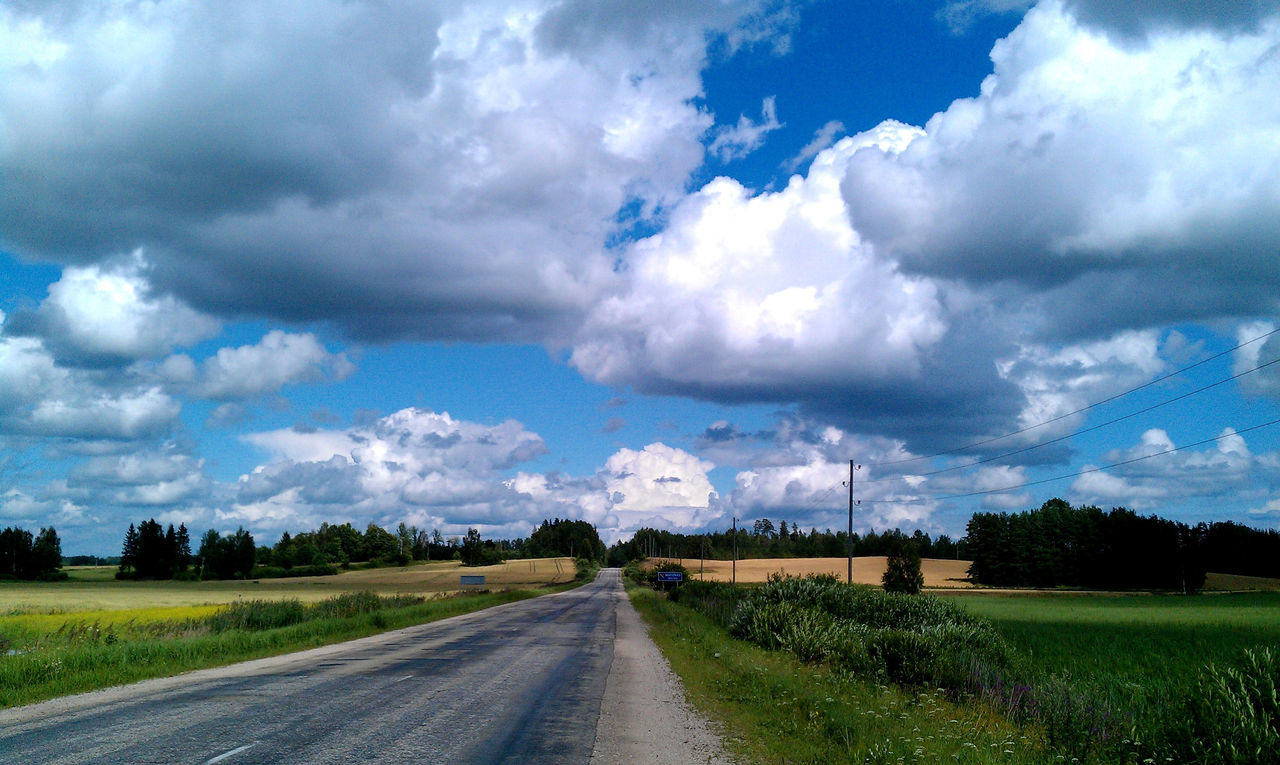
[120,524,139,575]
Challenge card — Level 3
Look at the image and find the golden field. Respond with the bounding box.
[0,557,576,615]
[647,556,976,589]
[644,557,1280,593]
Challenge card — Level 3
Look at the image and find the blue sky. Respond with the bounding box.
[3,0,1280,555]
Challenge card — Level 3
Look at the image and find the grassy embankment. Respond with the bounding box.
[947,590,1280,760]
[0,558,579,708]
[631,567,1280,764]
[629,582,1054,764]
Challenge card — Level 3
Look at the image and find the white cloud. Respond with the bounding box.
[708,96,783,162]
[511,442,722,542]
[783,119,845,173]
[0,489,84,527]
[233,407,549,533]
[0,335,66,412]
[7,254,220,364]
[27,387,180,440]
[937,0,1035,34]
[68,451,209,507]
[997,329,1166,443]
[1234,320,1280,396]
[1070,427,1256,507]
[841,2,1280,337]
[196,331,354,400]
[572,120,945,397]
[0,1,783,341]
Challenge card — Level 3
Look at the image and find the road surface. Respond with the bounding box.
[0,569,728,764]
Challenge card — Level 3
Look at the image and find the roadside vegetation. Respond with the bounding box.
[633,571,1280,764]
[0,588,550,708]
[629,581,1051,764]
[0,556,592,709]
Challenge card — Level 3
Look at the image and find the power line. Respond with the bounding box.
[866,325,1280,468]
[858,353,1280,485]
[862,415,1280,506]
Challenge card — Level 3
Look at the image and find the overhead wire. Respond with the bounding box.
[862,415,1280,506]
[856,353,1280,485]
[864,325,1280,468]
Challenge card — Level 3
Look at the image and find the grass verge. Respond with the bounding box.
[1,584,574,709]
[627,584,1053,764]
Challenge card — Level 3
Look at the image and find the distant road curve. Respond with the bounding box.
[0,569,728,765]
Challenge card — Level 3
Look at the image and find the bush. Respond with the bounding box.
[882,540,924,594]
[703,574,1011,692]
[642,560,690,589]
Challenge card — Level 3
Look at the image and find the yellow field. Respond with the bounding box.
[1203,571,1280,591]
[649,556,975,589]
[0,558,576,615]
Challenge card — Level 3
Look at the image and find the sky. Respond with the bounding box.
[3,0,1280,555]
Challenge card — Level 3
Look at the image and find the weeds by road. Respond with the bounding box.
[638,575,1280,764]
[628,584,1052,764]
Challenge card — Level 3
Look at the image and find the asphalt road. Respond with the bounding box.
[0,570,625,764]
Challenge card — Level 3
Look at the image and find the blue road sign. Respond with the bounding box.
[656,571,684,582]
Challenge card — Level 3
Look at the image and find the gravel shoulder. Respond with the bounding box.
[591,575,732,765]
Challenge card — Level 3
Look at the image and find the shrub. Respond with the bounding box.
[643,560,690,589]
[696,574,1012,693]
[882,539,924,594]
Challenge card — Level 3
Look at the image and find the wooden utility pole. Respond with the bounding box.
[847,459,854,584]
[732,516,737,585]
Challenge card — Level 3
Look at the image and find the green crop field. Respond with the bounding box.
[946,591,1280,688]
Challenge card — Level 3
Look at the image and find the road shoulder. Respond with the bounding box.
[591,579,731,765]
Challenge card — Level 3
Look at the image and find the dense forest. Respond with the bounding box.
[965,498,1280,591]
[0,525,63,580]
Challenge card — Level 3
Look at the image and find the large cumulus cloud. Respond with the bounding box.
[573,0,1280,453]
[0,0,789,341]
[843,0,1280,338]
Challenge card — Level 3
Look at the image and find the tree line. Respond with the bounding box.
[0,525,63,580]
[112,517,607,580]
[606,521,960,567]
[964,498,1280,591]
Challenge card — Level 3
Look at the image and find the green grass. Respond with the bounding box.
[945,592,1280,762]
[628,585,1054,764]
[946,592,1280,686]
[0,585,575,709]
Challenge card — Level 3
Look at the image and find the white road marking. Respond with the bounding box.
[396,674,413,682]
[204,742,258,764]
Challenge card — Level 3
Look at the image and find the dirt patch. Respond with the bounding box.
[648,556,975,589]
